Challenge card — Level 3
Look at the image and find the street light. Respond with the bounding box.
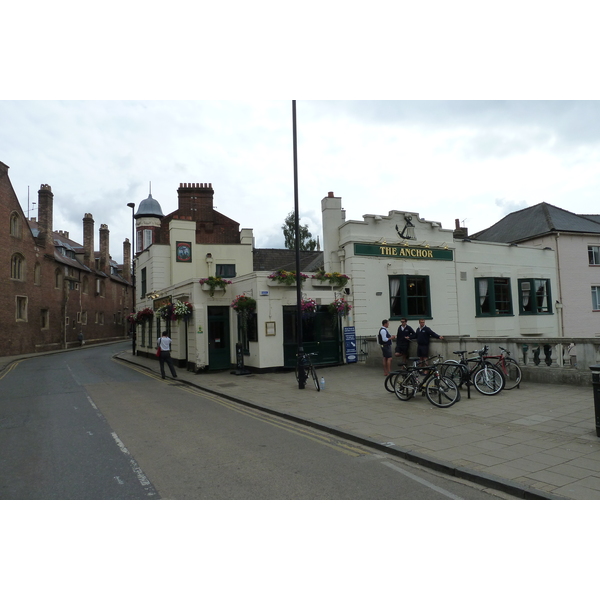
[127,202,136,355]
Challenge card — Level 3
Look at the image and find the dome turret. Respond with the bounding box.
[135,193,164,219]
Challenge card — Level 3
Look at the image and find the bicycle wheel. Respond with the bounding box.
[310,366,320,391]
[425,376,460,408]
[441,361,466,388]
[385,371,403,393]
[502,358,522,390]
[394,372,417,401]
[473,365,504,395]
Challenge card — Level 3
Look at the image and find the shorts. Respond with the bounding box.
[417,345,429,358]
[381,344,393,358]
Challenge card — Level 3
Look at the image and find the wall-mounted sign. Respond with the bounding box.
[176,241,192,262]
[354,243,453,261]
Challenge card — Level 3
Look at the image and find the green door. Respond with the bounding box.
[282,306,343,367]
[208,306,231,370]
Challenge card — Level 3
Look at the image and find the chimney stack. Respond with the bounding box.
[99,224,110,274]
[83,213,94,269]
[123,238,131,283]
[37,184,53,248]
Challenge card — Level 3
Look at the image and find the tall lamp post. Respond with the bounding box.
[127,202,136,356]
[292,100,305,389]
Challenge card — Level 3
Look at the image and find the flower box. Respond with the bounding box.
[201,283,226,294]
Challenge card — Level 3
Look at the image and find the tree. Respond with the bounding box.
[282,211,318,251]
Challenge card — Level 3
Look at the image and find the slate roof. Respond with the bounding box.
[253,249,324,272]
[471,202,600,243]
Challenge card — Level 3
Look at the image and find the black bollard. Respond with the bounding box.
[590,365,600,437]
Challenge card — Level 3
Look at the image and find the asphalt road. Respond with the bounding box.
[0,343,514,499]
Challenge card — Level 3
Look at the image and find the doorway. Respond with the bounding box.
[207,306,231,370]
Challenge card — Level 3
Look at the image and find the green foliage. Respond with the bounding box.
[282,211,318,251]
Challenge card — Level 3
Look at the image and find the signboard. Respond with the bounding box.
[354,243,453,261]
[344,326,357,363]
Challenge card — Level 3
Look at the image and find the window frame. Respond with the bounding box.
[216,264,236,278]
[11,253,25,281]
[592,286,600,311]
[16,296,28,321]
[518,278,553,315]
[10,212,22,238]
[388,275,432,320]
[475,277,514,317]
[589,246,600,265]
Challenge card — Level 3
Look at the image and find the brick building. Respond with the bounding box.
[1,160,133,357]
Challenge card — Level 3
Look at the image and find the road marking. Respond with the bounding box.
[0,360,23,380]
[111,432,156,496]
[381,461,463,499]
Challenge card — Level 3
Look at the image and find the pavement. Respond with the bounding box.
[3,343,600,500]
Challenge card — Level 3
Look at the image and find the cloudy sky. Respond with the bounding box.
[2,100,600,263]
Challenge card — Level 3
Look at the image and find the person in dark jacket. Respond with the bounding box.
[394,318,415,366]
[411,319,444,367]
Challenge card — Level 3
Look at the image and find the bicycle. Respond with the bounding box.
[441,346,505,396]
[392,356,461,408]
[295,351,320,391]
[384,355,433,393]
[483,346,522,390]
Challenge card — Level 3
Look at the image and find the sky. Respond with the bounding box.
[3,100,600,264]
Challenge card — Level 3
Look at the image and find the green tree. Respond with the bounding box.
[282,211,318,251]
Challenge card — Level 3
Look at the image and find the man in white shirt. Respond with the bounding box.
[379,319,395,376]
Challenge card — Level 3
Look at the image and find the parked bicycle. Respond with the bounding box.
[483,346,522,390]
[441,346,505,396]
[391,356,461,408]
[384,355,434,393]
[295,351,320,391]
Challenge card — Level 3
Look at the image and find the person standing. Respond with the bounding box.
[411,319,444,367]
[157,331,178,379]
[379,319,395,376]
[394,318,415,366]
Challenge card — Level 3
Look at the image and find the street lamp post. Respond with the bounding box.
[127,202,136,356]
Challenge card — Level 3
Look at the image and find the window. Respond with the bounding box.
[519,279,552,314]
[41,309,49,329]
[82,276,89,294]
[589,246,600,265]
[216,264,236,278]
[141,267,147,298]
[11,254,25,280]
[143,229,153,249]
[16,296,27,321]
[34,262,41,285]
[389,275,431,319]
[10,212,21,238]
[593,287,600,311]
[55,268,62,289]
[476,277,513,316]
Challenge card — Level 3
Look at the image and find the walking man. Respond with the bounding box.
[157,331,178,379]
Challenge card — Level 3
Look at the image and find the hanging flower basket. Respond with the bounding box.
[199,276,232,297]
[156,303,176,321]
[311,271,349,287]
[268,269,309,285]
[328,297,352,317]
[301,297,317,313]
[128,307,154,324]
[173,300,193,320]
[231,294,257,313]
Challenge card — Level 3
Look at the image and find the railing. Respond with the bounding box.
[361,336,600,386]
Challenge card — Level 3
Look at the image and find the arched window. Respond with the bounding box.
[34,262,41,285]
[11,253,25,280]
[10,212,21,238]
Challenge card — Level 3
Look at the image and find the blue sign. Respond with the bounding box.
[344,326,357,363]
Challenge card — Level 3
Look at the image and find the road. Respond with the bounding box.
[0,343,514,499]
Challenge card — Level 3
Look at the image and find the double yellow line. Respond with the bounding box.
[0,360,23,381]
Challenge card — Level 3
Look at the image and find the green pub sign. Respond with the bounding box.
[354,243,454,261]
